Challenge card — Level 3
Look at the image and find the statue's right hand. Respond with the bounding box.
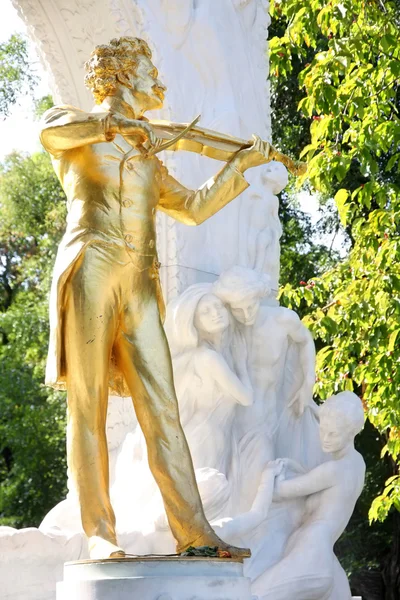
[110,115,158,147]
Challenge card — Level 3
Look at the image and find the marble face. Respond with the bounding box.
[129,55,167,111]
[319,412,352,454]
[228,294,260,326]
[193,294,230,335]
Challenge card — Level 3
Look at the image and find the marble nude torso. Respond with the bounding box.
[232,306,309,505]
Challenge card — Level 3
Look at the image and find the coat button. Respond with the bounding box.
[124,234,133,243]
[126,162,134,171]
[123,200,132,208]
[149,239,155,248]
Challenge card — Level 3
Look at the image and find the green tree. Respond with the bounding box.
[34,94,54,120]
[270,1,400,597]
[279,191,340,289]
[0,34,38,117]
[0,151,67,527]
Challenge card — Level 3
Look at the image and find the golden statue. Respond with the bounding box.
[40,36,282,561]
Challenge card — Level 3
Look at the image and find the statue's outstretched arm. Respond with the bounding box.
[212,469,276,539]
[157,161,249,226]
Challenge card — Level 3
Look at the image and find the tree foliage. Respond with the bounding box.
[0,151,67,527]
[270,1,400,596]
[0,34,37,118]
[34,94,54,120]
[279,190,340,288]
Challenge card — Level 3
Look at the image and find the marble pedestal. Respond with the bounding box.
[56,556,253,600]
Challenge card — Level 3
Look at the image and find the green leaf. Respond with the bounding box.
[334,188,350,226]
[388,329,399,352]
[386,153,400,172]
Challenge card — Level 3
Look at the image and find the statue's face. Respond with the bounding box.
[128,55,166,111]
[194,294,230,335]
[319,414,351,453]
[229,295,260,326]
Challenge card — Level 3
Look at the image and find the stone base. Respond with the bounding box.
[56,556,253,600]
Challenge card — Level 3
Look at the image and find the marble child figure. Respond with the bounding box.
[40,36,272,560]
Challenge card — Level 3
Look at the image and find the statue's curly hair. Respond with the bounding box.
[84,37,152,103]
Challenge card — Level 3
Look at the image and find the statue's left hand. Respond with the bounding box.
[230,135,270,173]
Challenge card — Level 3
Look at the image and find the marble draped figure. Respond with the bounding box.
[39,36,272,560]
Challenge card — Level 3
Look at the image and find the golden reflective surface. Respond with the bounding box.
[40,37,259,559]
[148,119,307,176]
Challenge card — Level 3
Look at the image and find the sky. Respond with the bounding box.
[0,0,51,159]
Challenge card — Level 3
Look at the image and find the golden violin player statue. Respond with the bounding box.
[40,36,303,561]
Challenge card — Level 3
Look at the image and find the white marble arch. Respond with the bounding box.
[11,0,273,300]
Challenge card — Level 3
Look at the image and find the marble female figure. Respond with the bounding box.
[165,284,253,484]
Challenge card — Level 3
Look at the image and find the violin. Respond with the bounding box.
[145,114,307,177]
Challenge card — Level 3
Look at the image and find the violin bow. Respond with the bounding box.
[148,114,307,177]
[147,114,202,156]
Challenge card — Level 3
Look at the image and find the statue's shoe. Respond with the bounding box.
[88,535,126,559]
[177,533,251,559]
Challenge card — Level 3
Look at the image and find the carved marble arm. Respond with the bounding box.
[158,163,249,226]
[279,458,307,475]
[282,310,316,414]
[288,318,316,387]
[274,461,335,501]
[200,349,253,407]
[212,468,276,538]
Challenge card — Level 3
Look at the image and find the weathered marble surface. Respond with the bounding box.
[56,558,253,600]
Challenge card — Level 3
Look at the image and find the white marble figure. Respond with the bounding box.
[252,392,366,600]
[238,162,287,290]
[165,285,253,480]
[212,265,323,512]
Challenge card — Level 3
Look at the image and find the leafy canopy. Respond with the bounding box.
[0,151,67,527]
[0,34,38,118]
[270,0,400,522]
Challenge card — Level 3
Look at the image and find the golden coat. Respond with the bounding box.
[40,105,249,395]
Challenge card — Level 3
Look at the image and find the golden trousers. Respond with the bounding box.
[63,242,213,549]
